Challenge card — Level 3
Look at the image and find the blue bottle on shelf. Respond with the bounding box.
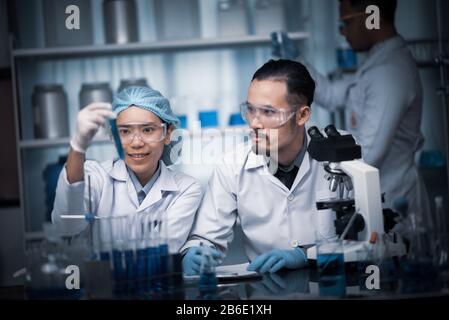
[198,111,218,128]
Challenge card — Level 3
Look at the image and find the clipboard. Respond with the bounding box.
[184,263,262,283]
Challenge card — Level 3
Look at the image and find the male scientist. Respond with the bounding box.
[181,59,336,275]
[309,0,429,216]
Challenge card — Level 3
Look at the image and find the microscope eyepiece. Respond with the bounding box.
[308,126,324,139]
[324,124,340,137]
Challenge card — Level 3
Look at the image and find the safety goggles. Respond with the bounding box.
[240,102,296,129]
[339,11,366,30]
[116,122,167,144]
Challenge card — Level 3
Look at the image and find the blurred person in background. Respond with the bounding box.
[309,0,430,219]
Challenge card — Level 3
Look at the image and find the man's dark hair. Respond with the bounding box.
[343,0,397,24]
[252,59,315,107]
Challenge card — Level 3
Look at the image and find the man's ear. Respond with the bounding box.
[296,105,311,126]
[164,124,174,145]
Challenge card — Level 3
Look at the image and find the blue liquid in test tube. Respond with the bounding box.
[100,251,110,261]
[112,249,126,295]
[135,245,147,295]
[167,253,185,299]
[158,243,169,293]
[147,246,159,293]
[124,249,136,295]
[157,213,170,295]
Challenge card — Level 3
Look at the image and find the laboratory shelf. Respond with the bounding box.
[19,137,111,149]
[18,127,249,149]
[12,32,309,59]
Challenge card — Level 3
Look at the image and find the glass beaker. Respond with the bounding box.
[315,234,346,298]
[25,240,85,300]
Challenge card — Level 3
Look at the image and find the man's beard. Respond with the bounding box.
[251,130,281,174]
[250,129,280,158]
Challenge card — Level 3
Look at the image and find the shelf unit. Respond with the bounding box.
[13,32,309,59]
[13,31,307,148]
[11,30,308,235]
[406,39,449,69]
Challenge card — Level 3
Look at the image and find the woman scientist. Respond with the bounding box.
[51,86,202,252]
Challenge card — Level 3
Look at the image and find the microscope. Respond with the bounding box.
[306,125,406,262]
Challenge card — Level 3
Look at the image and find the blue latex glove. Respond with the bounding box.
[182,246,222,276]
[247,248,308,273]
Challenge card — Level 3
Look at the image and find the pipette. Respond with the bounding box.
[108,118,125,160]
[87,175,95,258]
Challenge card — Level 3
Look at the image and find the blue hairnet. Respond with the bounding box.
[112,86,182,165]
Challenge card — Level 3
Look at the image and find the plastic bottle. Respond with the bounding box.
[198,244,218,299]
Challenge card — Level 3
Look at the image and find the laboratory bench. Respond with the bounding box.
[182,265,449,300]
[2,263,449,301]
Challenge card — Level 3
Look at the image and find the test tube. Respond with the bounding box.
[108,118,125,160]
[95,216,113,263]
[146,215,159,295]
[124,239,136,296]
[157,211,169,295]
[134,215,148,295]
[111,214,130,296]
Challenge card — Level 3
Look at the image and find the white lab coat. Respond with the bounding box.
[182,142,337,261]
[309,35,430,217]
[51,159,203,252]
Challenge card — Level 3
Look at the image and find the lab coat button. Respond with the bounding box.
[287,195,294,201]
[290,240,299,247]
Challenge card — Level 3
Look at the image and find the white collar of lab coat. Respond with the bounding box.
[138,161,178,211]
[107,159,178,211]
[244,130,311,188]
[245,150,269,170]
[244,145,311,193]
[244,128,310,170]
[107,159,178,191]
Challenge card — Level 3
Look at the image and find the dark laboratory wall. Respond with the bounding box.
[0,0,10,68]
[0,0,19,205]
[0,207,24,287]
[0,74,19,205]
[0,0,23,289]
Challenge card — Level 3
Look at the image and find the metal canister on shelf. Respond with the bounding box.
[217,0,250,37]
[42,0,93,47]
[103,0,139,44]
[32,85,69,139]
[154,0,200,40]
[253,0,286,35]
[80,83,113,108]
[79,83,113,139]
[118,78,150,92]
